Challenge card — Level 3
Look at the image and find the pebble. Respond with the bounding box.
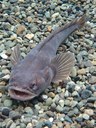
[16,25,26,34]
[84,109,94,116]
[26,123,32,128]
[42,95,48,100]
[3,99,12,107]
[0,52,8,59]
[71,66,77,77]
[82,113,90,120]
[27,16,32,23]
[10,0,17,3]
[2,107,10,116]
[77,68,86,75]
[45,11,51,19]
[56,105,63,112]
[52,124,58,128]
[46,98,53,106]
[43,121,52,128]
[49,117,54,122]
[52,12,59,18]
[10,122,16,128]
[64,90,69,97]
[65,115,72,123]
[81,89,92,99]
[9,111,21,120]
[89,76,96,84]
[47,26,52,32]
[0,44,5,52]
[48,92,55,98]
[24,107,33,114]
[25,33,34,40]
[59,100,64,107]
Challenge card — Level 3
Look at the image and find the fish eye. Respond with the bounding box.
[30,83,38,91]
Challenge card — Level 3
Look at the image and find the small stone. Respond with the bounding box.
[4,99,12,107]
[35,104,41,110]
[27,16,32,22]
[9,122,16,128]
[16,25,26,34]
[43,121,52,128]
[57,122,63,127]
[26,123,32,128]
[59,100,64,107]
[56,105,63,112]
[77,68,86,75]
[0,93,2,97]
[9,111,21,120]
[20,123,26,128]
[71,66,77,77]
[0,52,8,59]
[0,44,5,52]
[48,92,55,98]
[87,97,96,102]
[45,11,51,19]
[2,107,10,116]
[47,26,52,32]
[42,95,48,100]
[94,101,96,107]
[64,100,70,106]
[57,87,62,93]
[64,90,69,97]
[53,95,60,103]
[52,124,58,128]
[25,33,34,40]
[76,31,85,36]
[89,76,96,84]
[81,89,92,99]
[91,60,96,66]
[2,69,10,74]
[10,0,17,3]
[82,113,90,120]
[85,39,93,46]
[2,74,10,80]
[18,0,24,2]
[52,12,59,18]
[46,97,53,106]
[65,115,72,123]
[10,34,17,40]
[85,109,94,116]
[24,107,33,114]
[70,101,78,107]
[49,117,53,122]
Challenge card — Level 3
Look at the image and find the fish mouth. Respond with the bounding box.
[8,86,37,101]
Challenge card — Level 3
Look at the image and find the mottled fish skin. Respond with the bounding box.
[8,15,86,101]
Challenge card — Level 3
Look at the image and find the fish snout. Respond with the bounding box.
[8,86,37,101]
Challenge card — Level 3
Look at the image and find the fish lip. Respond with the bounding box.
[8,86,37,101]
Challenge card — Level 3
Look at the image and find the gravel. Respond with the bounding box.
[0,0,96,128]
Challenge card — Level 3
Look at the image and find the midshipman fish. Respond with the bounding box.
[8,16,85,101]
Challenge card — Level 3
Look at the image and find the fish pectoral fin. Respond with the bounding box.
[51,52,75,83]
[10,44,21,66]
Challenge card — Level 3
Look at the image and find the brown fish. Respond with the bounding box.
[8,16,85,101]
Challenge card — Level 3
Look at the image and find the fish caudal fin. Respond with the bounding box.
[76,15,86,28]
[51,52,75,83]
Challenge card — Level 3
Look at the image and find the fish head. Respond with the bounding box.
[8,65,53,101]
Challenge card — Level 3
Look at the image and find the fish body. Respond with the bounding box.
[8,16,85,101]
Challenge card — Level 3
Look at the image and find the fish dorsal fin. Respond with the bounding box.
[51,52,75,83]
[10,45,21,66]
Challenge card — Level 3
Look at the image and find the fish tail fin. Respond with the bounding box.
[76,14,86,28]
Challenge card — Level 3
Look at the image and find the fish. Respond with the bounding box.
[8,15,86,101]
